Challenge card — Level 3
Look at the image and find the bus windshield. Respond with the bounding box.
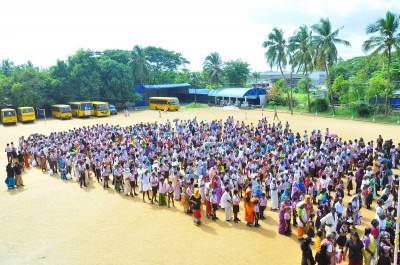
[4,111,15,116]
[81,103,92,110]
[97,105,109,110]
[22,108,34,113]
[170,99,179,105]
[61,107,71,113]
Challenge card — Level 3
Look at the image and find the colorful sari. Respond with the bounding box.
[244,191,254,224]
[23,151,30,168]
[278,201,291,234]
[5,177,15,189]
[304,195,313,217]
[158,193,167,206]
[191,189,201,225]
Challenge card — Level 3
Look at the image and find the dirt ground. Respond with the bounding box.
[0,107,399,265]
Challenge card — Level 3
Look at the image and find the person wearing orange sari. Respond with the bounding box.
[244,190,255,226]
[23,150,30,168]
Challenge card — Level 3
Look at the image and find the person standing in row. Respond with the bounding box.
[128,169,138,196]
[232,189,241,223]
[150,172,159,204]
[189,188,202,225]
[158,177,167,206]
[167,181,175,208]
[102,165,110,189]
[221,187,232,221]
[78,162,87,188]
[140,169,151,203]
[49,150,58,174]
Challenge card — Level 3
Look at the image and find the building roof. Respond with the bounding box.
[188,89,211,95]
[142,83,191,90]
[207,88,266,99]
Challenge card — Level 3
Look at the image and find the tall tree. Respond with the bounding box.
[262,27,292,113]
[99,59,137,103]
[145,46,189,84]
[131,45,149,85]
[203,52,223,88]
[312,18,350,114]
[1,59,15,77]
[289,25,314,112]
[362,11,400,115]
[223,59,250,87]
[252,72,261,84]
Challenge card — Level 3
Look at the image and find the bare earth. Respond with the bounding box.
[0,107,399,265]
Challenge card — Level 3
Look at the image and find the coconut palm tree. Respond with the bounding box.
[289,25,315,112]
[203,52,223,88]
[363,11,400,116]
[312,18,350,114]
[252,72,261,84]
[262,27,292,113]
[130,45,149,84]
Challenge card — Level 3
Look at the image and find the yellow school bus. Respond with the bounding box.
[68,101,93,117]
[1,108,17,124]
[149,97,180,111]
[51,104,72,119]
[17,107,36,122]
[91,101,110,117]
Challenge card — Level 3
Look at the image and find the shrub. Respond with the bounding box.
[348,102,373,117]
[268,100,277,106]
[310,98,329,112]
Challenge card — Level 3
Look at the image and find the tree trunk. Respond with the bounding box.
[325,63,335,114]
[290,72,293,115]
[279,64,290,112]
[305,66,311,113]
[386,48,391,116]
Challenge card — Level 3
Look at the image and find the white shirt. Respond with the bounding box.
[220,191,231,209]
[320,213,337,234]
[334,202,344,217]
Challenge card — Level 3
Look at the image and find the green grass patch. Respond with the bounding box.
[183,102,209,109]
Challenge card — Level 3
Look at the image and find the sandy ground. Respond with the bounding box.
[0,107,399,265]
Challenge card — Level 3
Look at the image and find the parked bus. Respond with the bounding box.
[68,101,93,117]
[1,108,17,124]
[149,97,180,111]
[17,107,36,122]
[91,101,110,117]
[51,104,72,119]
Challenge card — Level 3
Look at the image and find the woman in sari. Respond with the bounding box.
[23,150,30,168]
[189,188,202,225]
[244,190,255,226]
[39,151,47,172]
[5,163,15,189]
[279,195,292,234]
[304,195,313,217]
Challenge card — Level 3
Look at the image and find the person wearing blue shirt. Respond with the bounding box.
[58,157,66,180]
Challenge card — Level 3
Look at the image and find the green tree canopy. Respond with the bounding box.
[223,59,250,87]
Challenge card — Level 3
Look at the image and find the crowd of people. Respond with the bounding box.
[4,115,400,264]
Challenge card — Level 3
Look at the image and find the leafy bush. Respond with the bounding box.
[310,98,329,112]
[372,104,385,115]
[268,100,277,106]
[267,86,288,106]
[348,102,373,117]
